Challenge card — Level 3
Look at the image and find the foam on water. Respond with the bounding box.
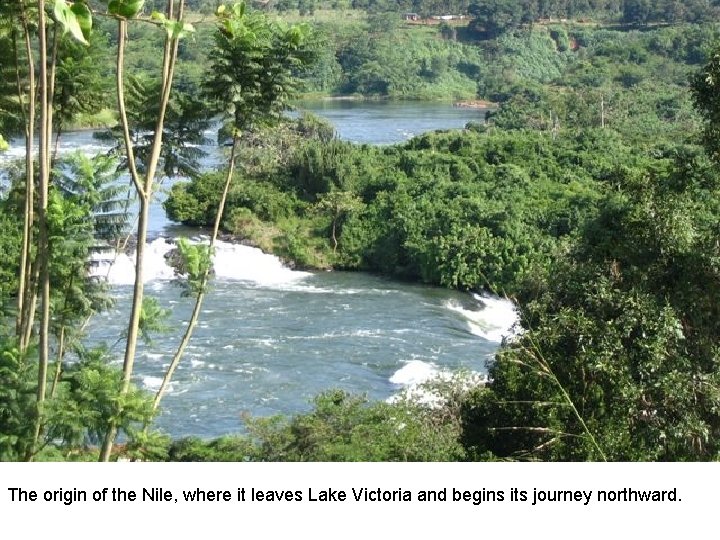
[389,360,438,386]
[142,376,178,394]
[212,240,310,284]
[444,293,519,343]
[90,238,176,285]
[141,376,164,391]
[89,237,309,286]
[388,360,487,408]
[0,135,111,171]
[240,283,398,295]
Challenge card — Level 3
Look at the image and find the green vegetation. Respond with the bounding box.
[3,0,720,462]
[165,390,465,461]
[161,3,720,462]
[167,125,668,293]
[464,148,720,460]
[302,21,485,99]
[0,1,322,462]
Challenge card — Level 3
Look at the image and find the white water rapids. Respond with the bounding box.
[86,237,518,435]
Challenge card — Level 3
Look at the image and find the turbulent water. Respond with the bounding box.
[3,101,512,438]
[89,238,515,437]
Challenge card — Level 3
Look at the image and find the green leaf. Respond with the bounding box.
[70,2,93,42]
[138,296,171,344]
[174,238,213,295]
[53,0,88,45]
[108,0,145,19]
[161,20,195,40]
[232,2,245,18]
[0,134,8,152]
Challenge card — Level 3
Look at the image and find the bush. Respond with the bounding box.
[167,390,465,462]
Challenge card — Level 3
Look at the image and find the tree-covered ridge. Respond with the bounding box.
[254,0,720,27]
[32,2,718,110]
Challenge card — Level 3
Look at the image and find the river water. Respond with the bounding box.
[3,101,514,438]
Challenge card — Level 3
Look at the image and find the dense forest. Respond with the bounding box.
[2,0,720,461]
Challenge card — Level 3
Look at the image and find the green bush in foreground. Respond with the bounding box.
[462,150,720,461]
[167,390,465,461]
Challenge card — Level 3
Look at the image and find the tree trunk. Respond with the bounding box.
[15,2,35,344]
[153,134,239,413]
[29,0,51,462]
[331,216,338,254]
[21,264,39,350]
[50,326,66,399]
[100,2,184,461]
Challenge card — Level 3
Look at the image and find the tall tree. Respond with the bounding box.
[152,2,319,413]
[99,0,195,461]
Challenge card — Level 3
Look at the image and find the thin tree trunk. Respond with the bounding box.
[12,25,27,337]
[98,193,149,462]
[50,275,73,399]
[331,217,338,254]
[100,18,143,462]
[49,326,65,399]
[46,28,57,172]
[29,0,51,462]
[21,264,39,350]
[100,1,184,461]
[17,0,35,346]
[52,121,63,164]
[153,134,239,412]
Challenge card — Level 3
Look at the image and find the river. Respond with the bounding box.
[2,101,514,438]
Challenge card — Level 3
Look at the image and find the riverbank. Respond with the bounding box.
[453,99,497,109]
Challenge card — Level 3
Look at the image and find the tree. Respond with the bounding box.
[52,33,113,153]
[621,0,653,25]
[461,149,720,461]
[0,0,201,462]
[468,0,524,39]
[5,1,37,355]
[0,1,152,460]
[48,152,129,397]
[99,0,196,462]
[97,75,212,179]
[315,190,364,253]
[151,2,319,414]
[692,51,720,165]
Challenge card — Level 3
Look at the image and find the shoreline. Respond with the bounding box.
[453,99,497,109]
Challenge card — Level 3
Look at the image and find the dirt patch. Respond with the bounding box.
[453,99,497,109]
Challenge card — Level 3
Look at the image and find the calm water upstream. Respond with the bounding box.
[293,99,483,145]
[3,101,513,438]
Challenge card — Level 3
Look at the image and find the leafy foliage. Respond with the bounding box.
[137,296,172,345]
[169,125,671,294]
[173,238,213,296]
[464,152,720,461]
[205,3,320,132]
[97,77,212,179]
[0,340,36,460]
[0,336,155,460]
[168,390,465,461]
